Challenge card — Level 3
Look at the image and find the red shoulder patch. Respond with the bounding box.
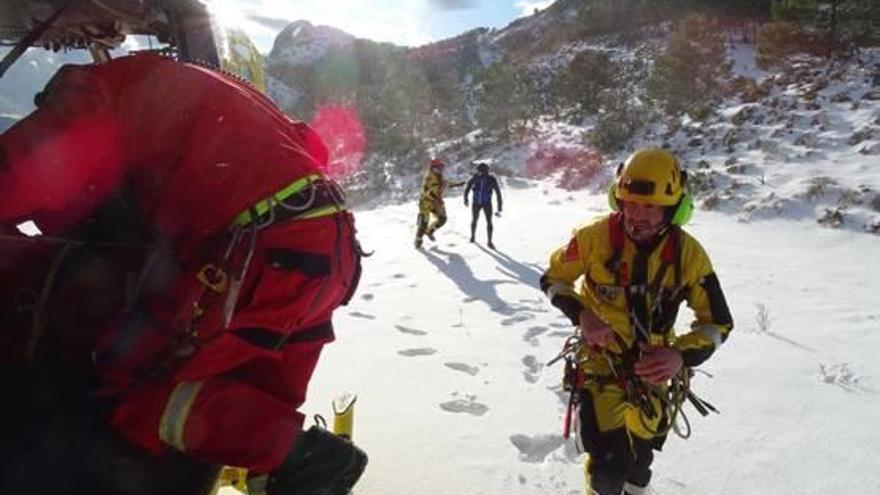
[563,236,580,262]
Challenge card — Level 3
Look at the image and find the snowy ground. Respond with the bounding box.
[4,29,878,495]
[229,181,880,495]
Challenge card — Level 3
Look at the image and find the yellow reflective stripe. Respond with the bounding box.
[232,173,323,227]
[159,381,204,451]
[299,204,344,220]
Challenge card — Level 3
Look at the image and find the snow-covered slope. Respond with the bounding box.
[239,180,880,495]
[461,44,880,237]
[657,45,880,235]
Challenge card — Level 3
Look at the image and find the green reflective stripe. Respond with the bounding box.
[232,173,323,227]
[159,381,204,451]
[299,204,344,220]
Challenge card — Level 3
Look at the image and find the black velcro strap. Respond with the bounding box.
[234,321,334,350]
[265,249,331,277]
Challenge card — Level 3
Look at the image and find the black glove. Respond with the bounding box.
[267,426,368,495]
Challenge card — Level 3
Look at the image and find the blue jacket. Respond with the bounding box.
[465,173,502,208]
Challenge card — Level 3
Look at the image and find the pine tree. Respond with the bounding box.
[646,13,731,117]
[475,62,532,141]
[772,0,880,52]
[554,50,618,118]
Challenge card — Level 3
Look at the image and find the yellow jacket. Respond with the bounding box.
[419,170,463,207]
[541,213,732,375]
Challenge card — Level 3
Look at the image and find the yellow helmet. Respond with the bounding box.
[614,148,684,206]
[608,148,694,226]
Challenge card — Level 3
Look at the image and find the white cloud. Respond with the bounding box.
[514,0,553,17]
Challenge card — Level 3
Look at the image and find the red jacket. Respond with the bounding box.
[0,52,329,258]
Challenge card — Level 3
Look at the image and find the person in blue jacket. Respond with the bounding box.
[464,162,502,249]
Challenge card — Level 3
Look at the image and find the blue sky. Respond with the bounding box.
[205,0,554,52]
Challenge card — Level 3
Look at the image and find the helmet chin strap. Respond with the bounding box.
[622,215,673,246]
[623,203,675,239]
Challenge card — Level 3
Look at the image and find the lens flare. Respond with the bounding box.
[309,103,366,179]
[524,143,605,190]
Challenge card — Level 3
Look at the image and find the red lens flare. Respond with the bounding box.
[524,143,605,190]
[308,104,366,179]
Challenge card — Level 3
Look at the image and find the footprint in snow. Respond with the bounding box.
[348,311,376,320]
[391,273,406,279]
[444,362,480,376]
[522,355,542,383]
[360,293,374,301]
[818,362,866,392]
[549,330,573,338]
[395,325,427,336]
[439,397,489,416]
[398,348,437,357]
[523,326,548,345]
[549,322,570,329]
[508,433,565,463]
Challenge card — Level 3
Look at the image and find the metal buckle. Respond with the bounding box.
[196,263,228,293]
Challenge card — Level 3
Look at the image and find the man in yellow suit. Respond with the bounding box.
[541,148,733,495]
[415,158,464,248]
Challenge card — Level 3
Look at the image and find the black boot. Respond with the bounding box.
[266,426,367,495]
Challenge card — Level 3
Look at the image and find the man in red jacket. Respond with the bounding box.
[0,52,366,494]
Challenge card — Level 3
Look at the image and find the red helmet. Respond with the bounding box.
[430,158,445,170]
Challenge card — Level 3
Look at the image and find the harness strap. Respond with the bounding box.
[234,321,335,351]
[231,174,345,228]
[605,212,626,285]
[605,216,682,343]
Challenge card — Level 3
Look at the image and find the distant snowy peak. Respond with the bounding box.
[269,20,356,67]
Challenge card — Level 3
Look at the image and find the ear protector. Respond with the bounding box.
[607,168,694,227]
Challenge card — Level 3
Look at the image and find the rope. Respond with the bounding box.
[549,334,715,441]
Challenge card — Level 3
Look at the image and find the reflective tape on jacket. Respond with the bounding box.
[159,381,204,451]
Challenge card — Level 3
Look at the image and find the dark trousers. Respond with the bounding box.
[470,203,493,242]
[579,391,657,495]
